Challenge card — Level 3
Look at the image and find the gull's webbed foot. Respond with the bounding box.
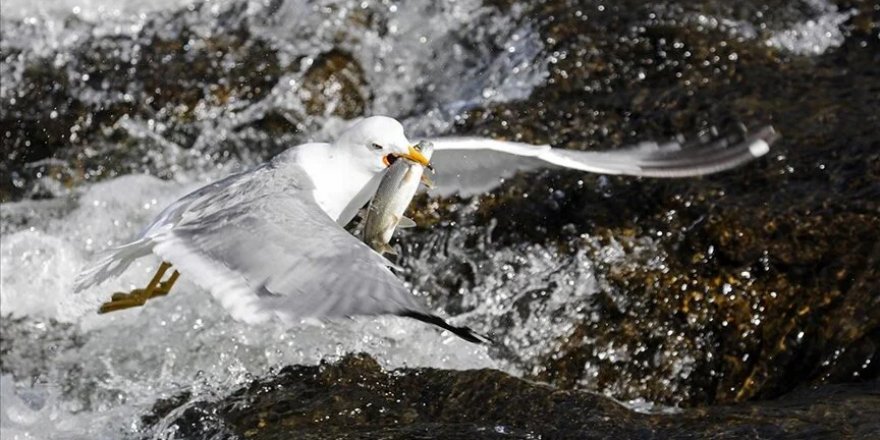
[98,262,180,314]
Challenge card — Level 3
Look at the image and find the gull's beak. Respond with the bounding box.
[391,145,433,170]
[402,145,431,167]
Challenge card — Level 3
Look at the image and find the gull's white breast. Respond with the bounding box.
[275,143,379,225]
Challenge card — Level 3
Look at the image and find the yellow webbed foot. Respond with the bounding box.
[97,262,179,314]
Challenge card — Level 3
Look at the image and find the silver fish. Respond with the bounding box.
[363,141,434,255]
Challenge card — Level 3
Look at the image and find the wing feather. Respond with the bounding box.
[74,157,488,342]
[146,162,429,324]
[427,126,778,196]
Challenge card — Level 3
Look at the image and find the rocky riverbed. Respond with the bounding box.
[1,0,878,438]
[146,354,880,439]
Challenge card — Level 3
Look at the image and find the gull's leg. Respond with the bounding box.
[139,261,171,297]
[99,262,172,314]
[110,288,144,301]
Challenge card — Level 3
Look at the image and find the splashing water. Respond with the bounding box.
[1,174,506,439]
[1,0,549,199]
[0,0,869,438]
[0,1,552,437]
[674,0,855,56]
[764,0,855,56]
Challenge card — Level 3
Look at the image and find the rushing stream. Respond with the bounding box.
[1,0,878,438]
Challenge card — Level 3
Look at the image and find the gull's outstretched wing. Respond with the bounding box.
[91,156,485,343]
[426,126,779,196]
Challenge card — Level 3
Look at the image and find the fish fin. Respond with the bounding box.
[420,174,434,188]
[397,216,417,229]
[381,243,398,256]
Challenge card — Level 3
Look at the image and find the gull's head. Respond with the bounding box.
[334,116,430,173]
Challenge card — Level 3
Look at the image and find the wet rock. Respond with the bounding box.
[136,28,280,117]
[148,353,880,439]
[0,55,87,201]
[1,0,878,416]
[398,0,880,406]
[0,1,381,202]
[300,49,370,119]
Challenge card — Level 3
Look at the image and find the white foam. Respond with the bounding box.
[0,0,201,21]
[766,4,854,56]
[1,374,55,440]
[0,230,83,320]
[694,0,854,57]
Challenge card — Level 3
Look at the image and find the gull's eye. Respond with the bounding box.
[370,143,384,151]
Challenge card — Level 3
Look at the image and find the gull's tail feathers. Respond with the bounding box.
[73,240,153,292]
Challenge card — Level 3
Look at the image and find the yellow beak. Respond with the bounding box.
[394,145,432,169]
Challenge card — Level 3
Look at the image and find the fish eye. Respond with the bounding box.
[370,142,384,151]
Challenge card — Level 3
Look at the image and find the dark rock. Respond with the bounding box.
[397,0,880,406]
[2,0,878,415]
[0,54,87,200]
[301,49,370,119]
[147,353,880,439]
[0,2,298,201]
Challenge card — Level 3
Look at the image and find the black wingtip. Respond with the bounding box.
[399,311,494,345]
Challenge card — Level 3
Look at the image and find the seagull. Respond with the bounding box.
[75,116,778,343]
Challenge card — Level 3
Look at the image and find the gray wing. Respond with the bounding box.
[148,161,429,325]
[73,169,261,292]
[76,160,488,342]
[426,126,779,196]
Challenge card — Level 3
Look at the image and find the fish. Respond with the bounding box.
[362,140,435,255]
